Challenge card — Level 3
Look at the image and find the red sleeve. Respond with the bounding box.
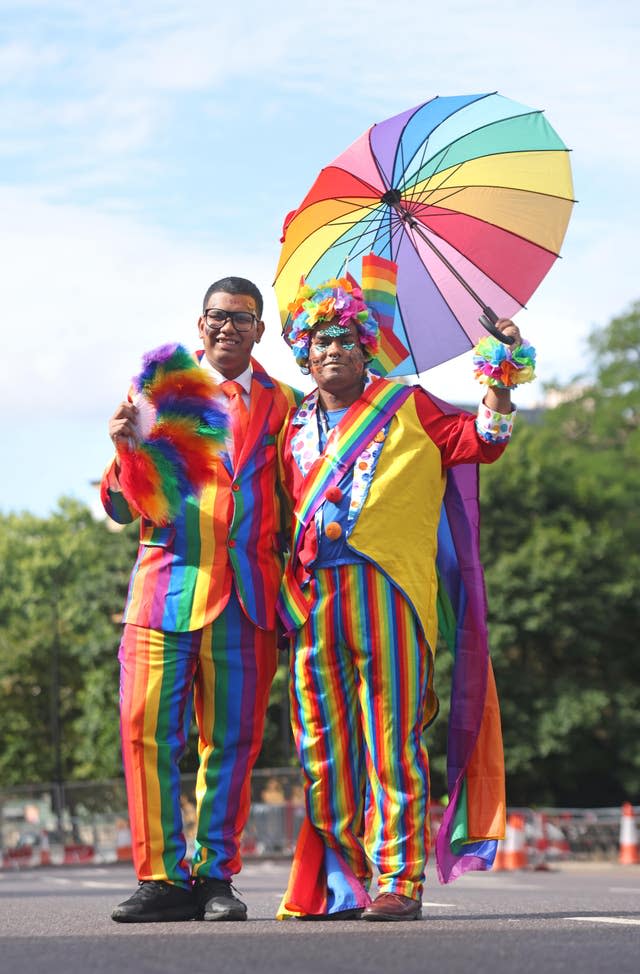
[413,388,507,467]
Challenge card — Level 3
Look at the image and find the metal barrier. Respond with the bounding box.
[1,775,636,870]
[538,807,624,860]
[0,779,129,869]
[0,771,305,868]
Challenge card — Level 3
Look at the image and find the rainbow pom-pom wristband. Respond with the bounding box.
[472,335,537,389]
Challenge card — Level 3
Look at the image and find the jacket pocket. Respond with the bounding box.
[139,523,176,547]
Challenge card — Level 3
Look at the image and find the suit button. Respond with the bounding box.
[228,539,236,548]
[232,483,240,491]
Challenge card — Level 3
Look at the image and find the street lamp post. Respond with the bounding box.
[50,605,64,838]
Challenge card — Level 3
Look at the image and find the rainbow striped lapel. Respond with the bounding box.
[291,376,412,560]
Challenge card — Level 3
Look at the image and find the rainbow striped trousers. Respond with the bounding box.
[290,562,431,900]
[118,591,277,886]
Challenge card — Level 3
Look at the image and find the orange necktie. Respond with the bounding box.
[220,379,249,464]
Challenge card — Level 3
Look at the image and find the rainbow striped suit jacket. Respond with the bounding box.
[101,356,300,633]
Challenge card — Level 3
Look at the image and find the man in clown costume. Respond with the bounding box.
[101,276,299,923]
[276,265,534,921]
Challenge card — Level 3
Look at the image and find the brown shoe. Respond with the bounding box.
[362,892,422,922]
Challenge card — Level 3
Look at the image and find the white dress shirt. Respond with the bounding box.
[199,357,252,410]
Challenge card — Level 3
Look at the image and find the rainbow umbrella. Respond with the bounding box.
[275,91,575,374]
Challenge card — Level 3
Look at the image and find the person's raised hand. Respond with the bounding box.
[494,317,522,347]
[108,401,139,447]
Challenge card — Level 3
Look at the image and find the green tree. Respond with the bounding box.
[0,500,137,788]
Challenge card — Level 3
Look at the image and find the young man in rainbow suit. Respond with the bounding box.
[101,277,300,923]
[276,270,529,921]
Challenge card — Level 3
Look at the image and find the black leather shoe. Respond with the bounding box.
[196,878,248,921]
[362,892,422,921]
[111,880,198,923]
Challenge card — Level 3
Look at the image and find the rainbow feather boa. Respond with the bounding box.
[472,335,536,389]
[116,343,228,525]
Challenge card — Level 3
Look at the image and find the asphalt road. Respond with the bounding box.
[1,860,639,974]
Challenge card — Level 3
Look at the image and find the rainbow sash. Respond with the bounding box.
[291,378,411,558]
[278,378,412,632]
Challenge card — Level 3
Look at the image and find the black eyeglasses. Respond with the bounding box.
[203,309,258,332]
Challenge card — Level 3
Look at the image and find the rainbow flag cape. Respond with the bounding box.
[433,395,506,882]
[361,253,411,376]
[276,818,372,919]
[361,253,396,328]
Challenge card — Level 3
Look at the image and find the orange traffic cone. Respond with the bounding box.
[492,837,507,871]
[503,813,528,869]
[39,830,52,866]
[618,802,639,865]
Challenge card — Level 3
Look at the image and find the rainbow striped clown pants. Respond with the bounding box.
[118,590,277,887]
[290,562,431,900]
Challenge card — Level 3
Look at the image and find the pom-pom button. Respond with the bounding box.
[228,539,236,548]
[324,521,342,541]
[232,483,240,492]
[325,486,343,503]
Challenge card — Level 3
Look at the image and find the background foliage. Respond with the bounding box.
[0,502,137,785]
[429,301,640,805]
[1,304,638,805]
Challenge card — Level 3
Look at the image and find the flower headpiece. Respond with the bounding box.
[284,276,380,370]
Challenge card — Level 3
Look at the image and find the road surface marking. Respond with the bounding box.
[80,880,132,889]
[566,916,640,926]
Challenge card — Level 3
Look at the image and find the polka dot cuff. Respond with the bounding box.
[475,402,516,444]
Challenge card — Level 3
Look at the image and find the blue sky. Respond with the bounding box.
[1,0,639,517]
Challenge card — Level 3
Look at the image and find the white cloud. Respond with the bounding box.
[1,183,629,426]
[0,39,62,82]
[0,186,306,517]
[0,183,631,518]
[1,0,639,515]
[0,189,301,419]
[6,2,640,166]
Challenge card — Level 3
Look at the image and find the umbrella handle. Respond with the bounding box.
[479,308,515,346]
